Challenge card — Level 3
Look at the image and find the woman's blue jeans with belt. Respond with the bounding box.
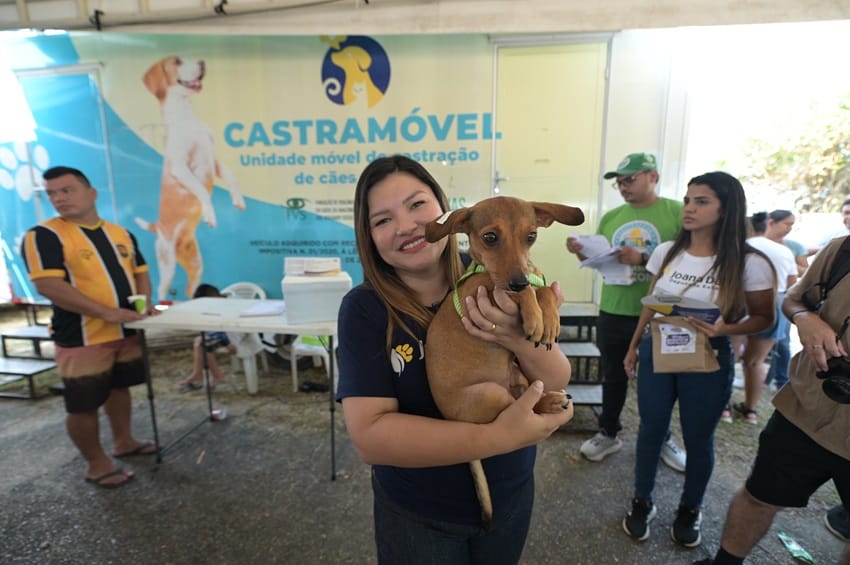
[634,332,734,508]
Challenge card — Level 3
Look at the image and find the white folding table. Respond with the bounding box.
[126,297,340,479]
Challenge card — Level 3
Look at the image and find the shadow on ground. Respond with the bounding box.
[0,307,844,564]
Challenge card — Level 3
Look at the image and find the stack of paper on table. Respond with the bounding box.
[573,234,633,285]
[239,301,286,317]
[641,294,721,323]
[284,257,341,275]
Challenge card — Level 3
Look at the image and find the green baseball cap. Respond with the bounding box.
[603,153,658,179]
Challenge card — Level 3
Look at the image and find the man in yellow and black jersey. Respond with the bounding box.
[22,166,156,489]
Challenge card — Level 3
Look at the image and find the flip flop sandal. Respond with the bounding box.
[299,381,329,393]
[85,467,134,489]
[178,382,203,393]
[114,442,157,458]
[733,402,758,423]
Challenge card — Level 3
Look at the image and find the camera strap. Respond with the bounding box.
[824,236,850,294]
[803,236,850,312]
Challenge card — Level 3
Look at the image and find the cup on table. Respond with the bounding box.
[128,294,147,314]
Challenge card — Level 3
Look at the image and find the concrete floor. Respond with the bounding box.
[0,308,846,564]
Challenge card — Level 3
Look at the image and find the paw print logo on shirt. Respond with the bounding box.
[390,343,415,376]
[395,343,414,362]
[0,142,50,202]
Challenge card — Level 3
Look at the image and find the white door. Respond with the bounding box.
[493,40,609,304]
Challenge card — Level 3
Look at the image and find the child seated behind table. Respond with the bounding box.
[178,284,237,393]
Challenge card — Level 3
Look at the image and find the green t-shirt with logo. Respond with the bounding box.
[597,197,683,316]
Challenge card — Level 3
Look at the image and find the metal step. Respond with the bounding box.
[0,357,58,399]
[1,325,54,358]
[568,383,602,406]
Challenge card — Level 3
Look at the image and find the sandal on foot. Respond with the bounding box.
[299,381,329,393]
[85,467,134,489]
[178,382,202,393]
[114,441,157,458]
[733,402,758,424]
[207,376,228,388]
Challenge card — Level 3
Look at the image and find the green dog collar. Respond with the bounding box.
[452,262,546,317]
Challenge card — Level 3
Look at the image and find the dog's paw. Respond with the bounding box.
[521,310,559,345]
[530,339,555,350]
[522,323,545,344]
[533,390,568,414]
[539,316,561,346]
[231,192,246,210]
[201,206,218,228]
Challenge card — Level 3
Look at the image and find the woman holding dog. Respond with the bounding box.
[621,171,776,548]
[337,155,574,564]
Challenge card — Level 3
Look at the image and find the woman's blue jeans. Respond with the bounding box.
[634,333,734,508]
[766,304,791,388]
[372,471,533,565]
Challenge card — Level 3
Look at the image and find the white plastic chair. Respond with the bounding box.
[222,281,266,300]
[290,334,338,393]
[221,282,270,394]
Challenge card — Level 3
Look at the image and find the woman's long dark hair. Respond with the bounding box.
[352,155,464,348]
[657,171,774,322]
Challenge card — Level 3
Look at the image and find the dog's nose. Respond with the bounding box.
[508,276,530,292]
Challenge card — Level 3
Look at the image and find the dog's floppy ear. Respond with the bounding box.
[348,46,373,72]
[531,202,585,228]
[143,57,171,101]
[425,208,472,242]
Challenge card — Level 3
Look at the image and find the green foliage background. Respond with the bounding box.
[739,95,850,213]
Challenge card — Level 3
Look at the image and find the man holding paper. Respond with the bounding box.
[566,152,684,468]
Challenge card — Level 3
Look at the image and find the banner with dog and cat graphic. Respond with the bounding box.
[2,31,605,304]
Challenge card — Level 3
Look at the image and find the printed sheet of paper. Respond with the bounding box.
[573,234,613,259]
[572,234,633,285]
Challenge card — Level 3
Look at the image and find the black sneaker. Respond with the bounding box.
[623,497,657,541]
[825,505,850,542]
[672,504,702,547]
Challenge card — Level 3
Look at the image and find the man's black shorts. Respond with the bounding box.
[746,410,850,508]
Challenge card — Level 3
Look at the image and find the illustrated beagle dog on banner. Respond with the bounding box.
[137,55,246,301]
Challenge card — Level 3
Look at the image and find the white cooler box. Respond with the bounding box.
[282,272,352,324]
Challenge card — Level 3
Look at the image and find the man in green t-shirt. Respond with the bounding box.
[566,152,685,468]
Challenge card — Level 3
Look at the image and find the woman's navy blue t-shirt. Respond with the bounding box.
[336,277,535,526]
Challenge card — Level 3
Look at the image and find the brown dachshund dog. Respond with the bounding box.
[424,195,584,527]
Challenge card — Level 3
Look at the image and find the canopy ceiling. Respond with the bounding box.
[1,0,849,35]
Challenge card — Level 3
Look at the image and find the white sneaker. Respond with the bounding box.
[580,432,622,462]
[661,438,686,473]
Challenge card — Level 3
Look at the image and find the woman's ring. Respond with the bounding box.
[490,323,497,332]
[812,344,823,349]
